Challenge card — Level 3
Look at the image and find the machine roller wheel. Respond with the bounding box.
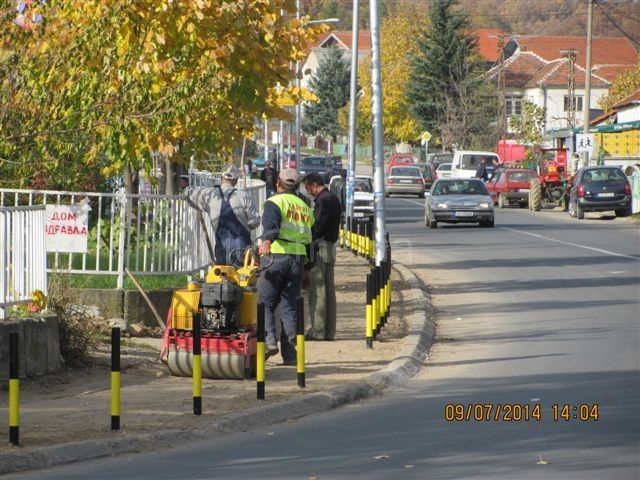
[167,349,247,380]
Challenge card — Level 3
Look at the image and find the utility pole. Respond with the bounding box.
[346,0,359,220]
[369,0,386,265]
[582,0,594,166]
[496,34,507,146]
[562,49,577,129]
[295,0,302,173]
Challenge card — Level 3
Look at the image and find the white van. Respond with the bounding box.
[451,150,500,179]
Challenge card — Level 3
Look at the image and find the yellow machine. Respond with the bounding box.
[162,249,260,380]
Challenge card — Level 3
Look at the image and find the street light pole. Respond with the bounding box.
[369,0,386,265]
[582,0,594,166]
[295,0,302,174]
[346,0,359,220]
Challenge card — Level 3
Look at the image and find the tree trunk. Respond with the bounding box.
[164,156,175,196]
[123,164,139,194]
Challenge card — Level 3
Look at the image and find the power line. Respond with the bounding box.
[596,0,640,23]
[595,0,640,45]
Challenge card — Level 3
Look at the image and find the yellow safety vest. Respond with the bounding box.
[266,193,314,256]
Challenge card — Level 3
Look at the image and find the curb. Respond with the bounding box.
[0,262,435,475]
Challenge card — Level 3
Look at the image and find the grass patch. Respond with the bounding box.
[66,273,190,290]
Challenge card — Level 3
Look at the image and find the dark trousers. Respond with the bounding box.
[258,254,304,362]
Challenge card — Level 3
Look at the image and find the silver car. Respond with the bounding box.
[385,166,425,198]
[424,178,495,228]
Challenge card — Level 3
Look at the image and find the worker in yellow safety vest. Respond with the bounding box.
[258,169,315,365]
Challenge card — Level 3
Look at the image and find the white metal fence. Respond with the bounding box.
[631,176,640,214]
[1,205,47,319]
[0,179,265,289]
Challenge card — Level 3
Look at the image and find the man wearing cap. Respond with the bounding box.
[184,164,260,266]
[258,168,315,365]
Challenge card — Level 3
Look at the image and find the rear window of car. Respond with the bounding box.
[303,157,327,167]
[433,180,489,195]
[437,163,452,171]
[355,177,373,192]
[582,168,626,182]
[507,171,536,182]
[460,154,498,170]
[390,167,421,177]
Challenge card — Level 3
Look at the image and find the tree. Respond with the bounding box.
[407,0,495,150]
[598,56,640,113]
[338,7,425,145]
[0,1,327,191]
[303,47,351,140]
[509,101,546,145]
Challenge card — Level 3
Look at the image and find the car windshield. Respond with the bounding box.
[391,167,421,177]
[583,168,626,182]
[303,157,327,167]
[460,154,498,170]
[355,177,373,192]
[508,171,536,182]
[433,180,489,195]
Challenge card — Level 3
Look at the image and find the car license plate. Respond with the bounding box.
[454,211,474,217]
[400,179,412,184]
[518,189,530,192]
[597,192,615,198]
[354,212,364,217]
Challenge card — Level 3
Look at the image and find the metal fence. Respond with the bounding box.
[0,179,265,288]
[1,205,47,319]
[631,176,640,214]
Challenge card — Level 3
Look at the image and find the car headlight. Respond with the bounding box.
[477,202,490,209]
[436,202,448,209]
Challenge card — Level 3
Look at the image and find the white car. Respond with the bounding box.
[436,162,453,178]
[329,175,374,219]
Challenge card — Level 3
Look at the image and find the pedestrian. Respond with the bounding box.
[475,157,488,181]
[260,160,277,198]
[303,172,341,341]
[258,168,315,365]
[491,158,502,179]
[184,164,260,266]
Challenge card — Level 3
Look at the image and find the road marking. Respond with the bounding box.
[400,199,424,207]
[500,227,640,261]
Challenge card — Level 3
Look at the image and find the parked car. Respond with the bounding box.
[385,165,425,198]
[416,162,437,189]
[436,162,453,179]
[450,150,500,179]
[299,156,331,183]
[485,168,538,208]
[568,166,632,219]
[329,175,374,219]
[424,178,495,228]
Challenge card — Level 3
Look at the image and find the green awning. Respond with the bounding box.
[573,120,640,134]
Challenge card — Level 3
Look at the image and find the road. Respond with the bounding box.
[8,199,640,480]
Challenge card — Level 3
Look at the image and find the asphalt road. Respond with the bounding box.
[8,199,640,480]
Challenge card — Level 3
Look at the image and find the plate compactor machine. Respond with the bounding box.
[161,249,263,380]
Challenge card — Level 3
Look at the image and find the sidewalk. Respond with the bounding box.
[0,250,434,475]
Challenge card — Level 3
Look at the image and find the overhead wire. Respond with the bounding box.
[595,0,640,46]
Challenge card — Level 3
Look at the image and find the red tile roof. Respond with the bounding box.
[513,36,638,71]
[474,28,508,63]
[525,59,609,88]
[488,51,548,87]
[611,88,640,109]
[592,64,638,83]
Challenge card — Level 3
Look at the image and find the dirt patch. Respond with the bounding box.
[0,250,409,451]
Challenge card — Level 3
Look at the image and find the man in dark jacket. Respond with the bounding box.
[303,172,342,341]
[475,157,489,181]
[260,160,277,197]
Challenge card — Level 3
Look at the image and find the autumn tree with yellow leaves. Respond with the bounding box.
[0,0,327,192]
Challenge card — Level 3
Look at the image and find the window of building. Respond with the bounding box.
[506,96,522,116]
[564,95,583,112]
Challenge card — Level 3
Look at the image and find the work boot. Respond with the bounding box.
[265,344,279,360]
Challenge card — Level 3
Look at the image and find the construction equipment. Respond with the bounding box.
[161,248,267,380]
[528,148,572,211]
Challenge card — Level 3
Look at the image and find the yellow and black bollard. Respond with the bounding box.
[339,216,345,249]
[366,272,374,348]
[192,313,202,415]
[256,303,266,400]
[296,296,306,388]
[110,327,120,431]
[377,265,384,334]
[373,266,380,337]
[9,332,20,445]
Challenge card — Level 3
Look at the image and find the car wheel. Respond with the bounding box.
[429,218,438,229]
[615,206,631,218]
[519,202,527,209]
[576,201,585,219]
[498,193,506,208]
[568,198,576,218]
[418,192,425,198]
